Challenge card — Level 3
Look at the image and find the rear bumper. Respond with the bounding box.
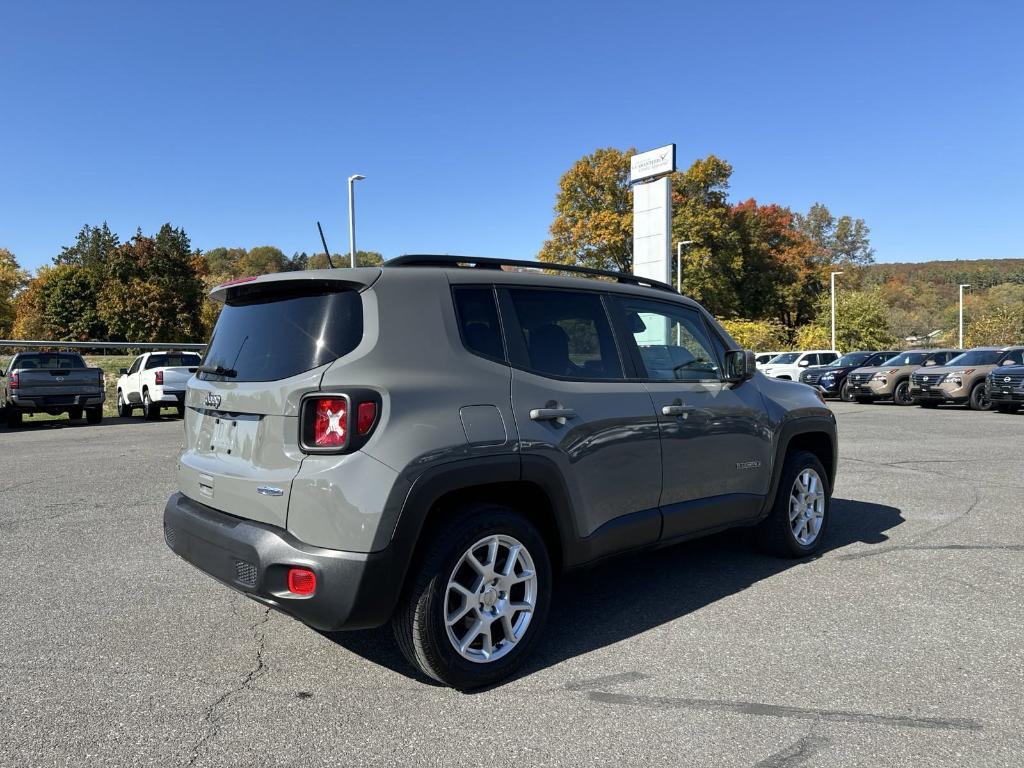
[9,393,105,410]
[150,387,185,404]
[162,492,403,631]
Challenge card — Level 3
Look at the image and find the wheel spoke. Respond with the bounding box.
[485,538,499,569]
[509,569,535,585]
[480,622,494,658]
[467,550,488,576]
[510,601,533,614]
[500,613,517,644]
[502,544,521,577]
[446,598,473,626]
[459,618,484,653]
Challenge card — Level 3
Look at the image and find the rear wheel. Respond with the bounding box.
[85,407,102,425]
[69,407,83,421]
[969,383,991,411]
[757,450,830,558]
[840,382,854,402]
[143,390,159,420]
[893,380,914,405]
[393,504,551,690]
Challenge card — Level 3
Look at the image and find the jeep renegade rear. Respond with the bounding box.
[163,256,837,689]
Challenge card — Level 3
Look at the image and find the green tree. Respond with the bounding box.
[0,248,29,337]
[805,289,898,351]
[719,319,790,350]
[794,203,874,266]
[39,264,104,340]
[965,304,1024,347]
[539,147,635,272]
[307,251,383,269]
[238,245,289,276]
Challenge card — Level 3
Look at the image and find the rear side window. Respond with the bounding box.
[145,353,202,370]
[201,284,363,382]
[507,289,623,380]
[452,287,505,362]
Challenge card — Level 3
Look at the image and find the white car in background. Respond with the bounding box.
[755,351,784,369]
[761,350,839,380]
[116,351,202,419]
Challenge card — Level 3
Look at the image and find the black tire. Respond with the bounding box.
[893,379,914,406]
[392,504,552,690]
[969,383,991,411]
[85,407,102,425]
[143,390,159,420]
[840,382,854,403]
[69,407,83,421]
[919,401,940,409]
[756,449,831,558]
[995,404,1020,414]
[5,408,22,428]
[117,391,131,418]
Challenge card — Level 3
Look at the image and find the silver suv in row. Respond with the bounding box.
[163,257,838,689]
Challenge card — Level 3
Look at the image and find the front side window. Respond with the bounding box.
[615,298,721,382]
[507,289,623,380]
[452,287,505,362]
[127,357,142,375]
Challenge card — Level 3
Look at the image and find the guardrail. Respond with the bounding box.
[0,340,207,351]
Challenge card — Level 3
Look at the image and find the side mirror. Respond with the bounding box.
[798,359,811,367]
[924,360,936,367]
[724,349,756,383]
[119,368,128,375]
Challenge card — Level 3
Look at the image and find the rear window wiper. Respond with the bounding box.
[196,364,238,378]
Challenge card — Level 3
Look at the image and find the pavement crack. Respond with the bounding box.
[753,733,828,768]
[187,607,271,767]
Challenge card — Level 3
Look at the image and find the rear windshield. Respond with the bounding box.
[200,285,363,382]
[13,353,86,370]
[145,353,202,369]
[945,350,1001,367]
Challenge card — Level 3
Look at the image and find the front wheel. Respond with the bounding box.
[757,450,831,558]
[893,380,914,405]
[143,391,159,420]
[840,382,855,403]
[392,505,551,690]
[969,383,991,411]
[117,391,131,418]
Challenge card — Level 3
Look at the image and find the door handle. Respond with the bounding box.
[662,404,695,416]
[529,408,577,421]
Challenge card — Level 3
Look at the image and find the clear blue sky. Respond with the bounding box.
[2,1,1022,272]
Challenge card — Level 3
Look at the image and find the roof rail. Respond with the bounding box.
[384,254,677,293]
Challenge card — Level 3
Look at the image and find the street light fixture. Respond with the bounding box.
[959,284,970,348]
[347,174,366,268]
[675,240,694,293]
[830,271,844,352]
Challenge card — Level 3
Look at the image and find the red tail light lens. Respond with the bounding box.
[155,370,164,385]
[287,567,317,595]
[357,401,377,435]
[9,373,18,389]
[313,397,348,447]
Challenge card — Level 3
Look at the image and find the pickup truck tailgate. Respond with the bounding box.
[15,369,103,400]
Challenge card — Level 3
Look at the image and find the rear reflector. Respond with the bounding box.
[357,401,377,435]
[155,370,164,385]
[312,397,348,447]
[9,373,18,389]
[287,567,317,595]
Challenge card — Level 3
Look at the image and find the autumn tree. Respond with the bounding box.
[539,147,635,272]
[803,289,898,351]
[0,248,29,337]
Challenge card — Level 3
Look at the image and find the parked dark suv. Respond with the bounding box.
[988,363,1024,413]
[163,256,838,689]
[799,350,899,401]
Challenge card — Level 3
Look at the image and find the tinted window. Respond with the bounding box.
[771,353,800,364]
[145,353,202,370]
[833,352,871,367]
[453,287,505,362]
[201,284,363,382]
[998,350,1024,366]
[945,350,1001,367]
[507,289,623,379]
[864,352,894,366]
[14,353,86,370]
[883,352,927,366]
[615,298,721,382]
[128,357,142,375]
[818,352,838,364]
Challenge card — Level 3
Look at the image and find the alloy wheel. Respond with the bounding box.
[789,468,825,546]
[444,534,538,664]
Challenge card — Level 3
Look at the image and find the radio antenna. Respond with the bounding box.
[317,221,335,268]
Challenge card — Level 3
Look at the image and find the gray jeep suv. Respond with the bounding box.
[163,256,838,689]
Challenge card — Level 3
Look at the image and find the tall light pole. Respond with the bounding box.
[347,174,366,268]
[830,271,844,352]
[959,284,970,348]
[675,240,694,293]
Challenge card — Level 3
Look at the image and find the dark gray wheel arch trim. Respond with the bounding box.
[756,415,838,522]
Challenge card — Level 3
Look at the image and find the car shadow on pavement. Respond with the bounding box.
[321,497,903,688]
[0,415,182,431]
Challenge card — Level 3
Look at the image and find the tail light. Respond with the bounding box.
[299,390,381,454]
[9,372,19,389]
[155,370,164,385]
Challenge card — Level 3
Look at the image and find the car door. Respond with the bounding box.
[125,356,144,403]
[609,296,773,540]
[501,286,662,556]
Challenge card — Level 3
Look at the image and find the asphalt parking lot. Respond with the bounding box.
[1,402,1022,767]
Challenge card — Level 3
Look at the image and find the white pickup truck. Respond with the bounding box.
[116,351,202,419]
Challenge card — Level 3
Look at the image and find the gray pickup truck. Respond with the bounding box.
[0,351,106,427]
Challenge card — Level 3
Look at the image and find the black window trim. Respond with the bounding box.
[494,285,633,383]
[608,294,729,384]
[450,285,510,366]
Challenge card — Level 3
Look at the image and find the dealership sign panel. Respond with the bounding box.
[630,144,676,184]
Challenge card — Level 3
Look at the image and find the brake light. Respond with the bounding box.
[215,275,259,289]
[312,397,348,447]
[287,567,317,595]
[155,370,164,385]
[9,372,18,389]
[357,401,377,434]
